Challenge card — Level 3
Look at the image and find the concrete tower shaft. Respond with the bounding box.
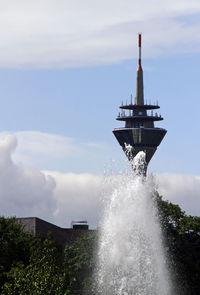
[136,33,144,106]
[113,34,167,172]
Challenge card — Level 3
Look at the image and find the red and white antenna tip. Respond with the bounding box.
[138,33,142,48]
[137,33,142,71]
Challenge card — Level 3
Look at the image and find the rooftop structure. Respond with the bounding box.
[113,34,167,173]
[17,217,89,248]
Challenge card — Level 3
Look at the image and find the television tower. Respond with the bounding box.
[113,34,167,173]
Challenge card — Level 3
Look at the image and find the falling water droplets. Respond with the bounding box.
[96,151,173,295]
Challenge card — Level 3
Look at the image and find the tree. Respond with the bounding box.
[0,216,97,295]
[155,193,200,295]
[1,195,200,295]
[2,236,70,295]
[63,231,98,295]
[0,217,35,290]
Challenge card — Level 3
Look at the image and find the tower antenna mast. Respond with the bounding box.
[113,33,167,175]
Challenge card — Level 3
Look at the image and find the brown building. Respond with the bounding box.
[17,217,90,247]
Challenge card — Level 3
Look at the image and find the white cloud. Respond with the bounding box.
[0,133,109,227]
[0,134,199,229]
[0,133,107,227]
[11,131,80,157]
[0,131,108,172]
[0,134,56,221]
[0,0,200,67]
[156,173,200,217]
[46,171,200,228]
[43,171,106,228]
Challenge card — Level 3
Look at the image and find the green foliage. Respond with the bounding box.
[0,217,35,289]
[2,237,68,295]
[155,193,200,294]
[1,197,200,295]
[63,231,98,295]
[155,192,200,235]
[0,217,97,295]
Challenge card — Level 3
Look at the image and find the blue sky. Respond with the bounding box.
[0,0,200,227]
[0,54,198,175]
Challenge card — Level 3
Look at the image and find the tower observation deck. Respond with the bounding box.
[113,34,167,172]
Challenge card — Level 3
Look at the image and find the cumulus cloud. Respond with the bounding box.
[0,135,56,221]
[0,131,108,172]
[1,0,200,67]
[156,173,200,217]
[44,171,200,228]
[0,133,107,227]
[0,134,199,229]
[0,131,81,161]
[43,171,106,228]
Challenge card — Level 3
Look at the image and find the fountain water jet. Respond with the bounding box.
[97,151,173,295]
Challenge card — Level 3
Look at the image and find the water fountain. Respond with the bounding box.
[97,152,173,295]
